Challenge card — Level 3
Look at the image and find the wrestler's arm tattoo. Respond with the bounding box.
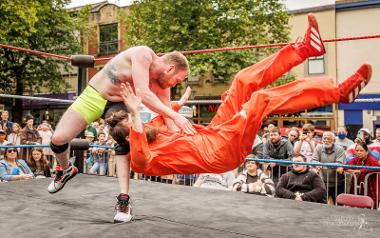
[103,63,120,84]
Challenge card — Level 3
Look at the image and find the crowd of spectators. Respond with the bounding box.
[1,109,380,209]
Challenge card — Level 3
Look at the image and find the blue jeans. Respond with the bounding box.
[90,162,107,175]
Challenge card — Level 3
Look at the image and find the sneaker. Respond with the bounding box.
[339,64,372,103]
[47,163,78,193]
[295,14,326,58]
[114,194,133,223]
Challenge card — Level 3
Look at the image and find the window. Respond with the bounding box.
[99,23,118,55]
[307,55,325,75]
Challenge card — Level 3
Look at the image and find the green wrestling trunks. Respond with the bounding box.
[69,86,107,124]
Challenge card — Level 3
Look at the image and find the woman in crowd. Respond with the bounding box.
[232,155,275,196]
[287,127,300,146]
[7,122,22,146]
[346,142,380,205]
[0,145,34,181]
[26,147,51,178]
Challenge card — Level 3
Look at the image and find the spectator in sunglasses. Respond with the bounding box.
[0,144,34,181]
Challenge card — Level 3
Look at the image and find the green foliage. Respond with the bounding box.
[0,0,90,95]
[124,0,290,91]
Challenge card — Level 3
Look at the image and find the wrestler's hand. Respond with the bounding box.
[173,113,196,135]
[121,83,141,116]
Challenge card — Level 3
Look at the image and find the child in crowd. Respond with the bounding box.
[90,132,110,175]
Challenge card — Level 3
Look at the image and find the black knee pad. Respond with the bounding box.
[50,142,69,154]
[114,143,130,155]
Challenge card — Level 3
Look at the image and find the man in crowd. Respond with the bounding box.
[263,127,293,182]
[1,110,13,135]
[276,154,326,203]
[312,131,345,204]
[20,115,41,159]
[335,126,354,151]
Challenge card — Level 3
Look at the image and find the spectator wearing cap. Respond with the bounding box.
[276,154,326,203]
[345,128,380,163]
[375,127,380,143]
[84,131,95,173]
[0,129,11,160]
[1,110,13,135]
[232,155,275,196]
[0,145,34,181]
[335,126,354,151]
[20,115,42,159]
[85,122,98,139]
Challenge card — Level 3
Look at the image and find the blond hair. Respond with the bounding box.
[162,51,189,73]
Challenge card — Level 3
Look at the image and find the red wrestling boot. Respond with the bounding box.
[339,64,372,103]
[295,14,326,59]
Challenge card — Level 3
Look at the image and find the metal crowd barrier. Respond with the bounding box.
[1,144,380,209]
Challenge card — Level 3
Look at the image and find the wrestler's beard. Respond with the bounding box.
[157,72,169,89]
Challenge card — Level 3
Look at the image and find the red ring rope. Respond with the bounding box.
[1,34,380,62]
[0,43,71,61]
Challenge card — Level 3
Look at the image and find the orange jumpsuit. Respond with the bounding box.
[129,45,340,176]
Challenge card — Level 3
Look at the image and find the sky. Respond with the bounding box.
[66,0,336,10]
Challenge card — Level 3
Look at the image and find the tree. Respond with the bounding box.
[123,0,291,97]
[0,0,90,121]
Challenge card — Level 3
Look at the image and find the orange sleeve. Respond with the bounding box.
[171,102,180,112]
[129,128,153,172]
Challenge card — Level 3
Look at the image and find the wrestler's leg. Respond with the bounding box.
[116,155,130,194]
[240,64,372,156]
[210,14,325,126]
[51,109,88,170]
[48,86,107,193]
[114,154,133,223]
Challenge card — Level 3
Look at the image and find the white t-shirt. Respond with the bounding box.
[294,140,316,162]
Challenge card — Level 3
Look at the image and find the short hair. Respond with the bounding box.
[292,153,307,162]
[322,131,335,139]
[97,131,106,137]
[269,127,281,134]
[302,123,315,131]
[162,51,189,73]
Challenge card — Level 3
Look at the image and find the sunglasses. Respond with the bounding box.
[7,149,17,153]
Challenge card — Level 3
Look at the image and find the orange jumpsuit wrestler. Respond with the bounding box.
[123,16,372,176]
